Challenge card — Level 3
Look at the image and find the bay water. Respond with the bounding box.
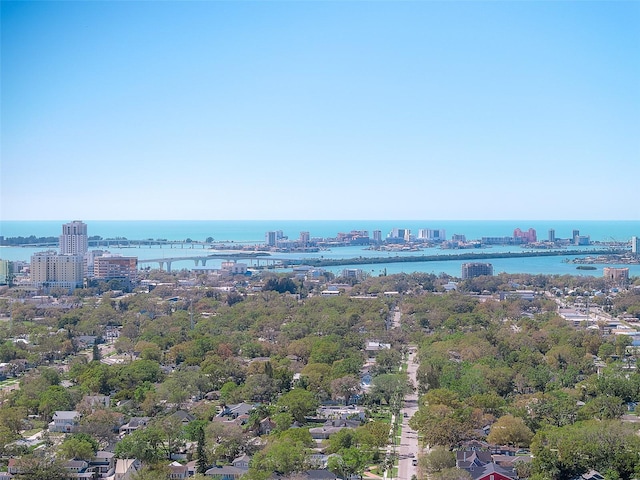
[1,220,638,278]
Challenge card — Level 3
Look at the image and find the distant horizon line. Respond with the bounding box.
[1,218,638,223]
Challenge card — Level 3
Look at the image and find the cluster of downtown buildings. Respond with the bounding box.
[6,221,138,293]
[264,226,602,250]
[265,227,449,249]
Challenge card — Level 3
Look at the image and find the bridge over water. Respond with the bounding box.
[138,253,282,272]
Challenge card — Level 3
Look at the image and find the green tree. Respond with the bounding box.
[357,420,390,451]
[486,415,534,448]
[615,335,632,356]
[330,375,361,405]
[272,412,294,433]
[0,406,27,435]
[243,374,276,403]
[118,359,162,390]
[78,409,122,447]
[370,373,411,405]
[195,425,208,475]
[531,420,640,480]
[114,426,165,463]
[327,447,372,478]
[38,385,73,421]
[276,388,319,423]
[532,391,580,428]
[0,424,18,455]
[578,395,625,421]
[58,433,99,460]
[300,363,332,396]
[205,421,247,462]
[373,348,402,375]
[326,428,358,453]
[12,455,68,480]
[156,415,186,459]
[76,362,113,395]
[409,402,479,448]
[422,445,456,473]
[250,436,310,475]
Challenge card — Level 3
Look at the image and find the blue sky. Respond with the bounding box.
[2,1,639,221]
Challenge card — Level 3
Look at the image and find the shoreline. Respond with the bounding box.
[263,248,628,269]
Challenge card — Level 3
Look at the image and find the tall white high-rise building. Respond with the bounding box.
[632,236,639,255]
[417,229,446,241]
[388,228,410,241]
[60,221,88,255]
[265,230,285,246]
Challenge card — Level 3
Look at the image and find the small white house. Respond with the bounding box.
[50,410,80,433]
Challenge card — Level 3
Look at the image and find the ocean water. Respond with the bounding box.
[1,220,639,277]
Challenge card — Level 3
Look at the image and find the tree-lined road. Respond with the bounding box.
[396,346,420,480]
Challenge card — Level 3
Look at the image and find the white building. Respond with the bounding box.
[50,410,80,433]
[417,228,446,242]
[221,261,248,275]
[85,249,106,277]
[388,228,410,241]
[265,230,285,246]
[632,236,639,255]
[60,220,88,255]
[341,268,363,280]
[30,251,84,292]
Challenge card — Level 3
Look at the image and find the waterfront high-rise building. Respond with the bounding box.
[461,262,493,279]
[264,230,285,246]
[31,250,84,292]
[513,228,537,243]
[548,229,555,242]
[417,229,446,242]
[265,231,279,246]
[299,231,310,245]
[373,230,382,244]
[572,230,580,243]
[451,234,466,243]
[60,221,88,255]
[575,235,591,246]
[388,228,410,242]
[632,236,639,255]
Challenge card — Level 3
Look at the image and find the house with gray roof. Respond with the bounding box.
[50,410,80,432]
[119,417,150,436]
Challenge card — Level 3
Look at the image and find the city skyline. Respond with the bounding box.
[2,1,639,221]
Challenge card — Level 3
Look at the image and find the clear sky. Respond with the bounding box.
[1,0,639,221]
